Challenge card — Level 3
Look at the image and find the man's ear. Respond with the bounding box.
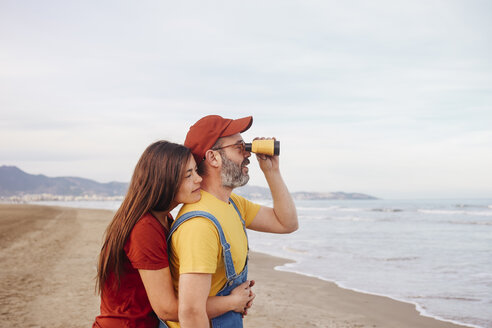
[204,149,221,168]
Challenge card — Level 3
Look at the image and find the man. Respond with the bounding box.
[166,115,298,328]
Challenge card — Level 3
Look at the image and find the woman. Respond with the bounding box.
[93,141,254,328]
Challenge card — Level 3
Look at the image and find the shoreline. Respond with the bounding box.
[265,255,479,328]
[0,204,473,327]
[244,251,471,328]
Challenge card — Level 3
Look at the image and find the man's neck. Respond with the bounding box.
[201,178,233,203]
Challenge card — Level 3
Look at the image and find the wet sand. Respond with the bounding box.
[0,204,469,327]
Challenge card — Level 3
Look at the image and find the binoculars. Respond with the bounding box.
[245,139,280,156]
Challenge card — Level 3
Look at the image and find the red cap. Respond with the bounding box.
[185,115,253,165]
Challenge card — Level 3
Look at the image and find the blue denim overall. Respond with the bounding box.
[159,199,248,328]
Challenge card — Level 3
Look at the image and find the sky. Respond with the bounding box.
[1,0,491,199]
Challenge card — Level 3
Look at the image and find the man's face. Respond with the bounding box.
[215,133,251,189]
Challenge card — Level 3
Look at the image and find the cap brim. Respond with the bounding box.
[222,116,253,137]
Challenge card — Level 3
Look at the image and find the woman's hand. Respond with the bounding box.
[229,280,256,314]
[242,280,255,317]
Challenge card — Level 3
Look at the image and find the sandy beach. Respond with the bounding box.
[0,204,470,328]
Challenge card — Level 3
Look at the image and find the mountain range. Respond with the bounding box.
[0,166,127,197]
[235,185,377,200]
[0,165,377,200]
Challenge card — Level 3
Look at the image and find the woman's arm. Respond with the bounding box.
[139,268,254,322]
[139,267,179,321]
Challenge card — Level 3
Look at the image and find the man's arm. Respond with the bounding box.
[247,142,298,233]
[178,273,212,328]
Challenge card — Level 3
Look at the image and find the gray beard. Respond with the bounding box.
[220,152,250,189]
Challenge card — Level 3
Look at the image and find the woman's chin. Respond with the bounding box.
[192,192,202,203]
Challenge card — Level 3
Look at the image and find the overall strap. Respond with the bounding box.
[229,198,249,250]
[168,211,237,280]
[229,198,244,225]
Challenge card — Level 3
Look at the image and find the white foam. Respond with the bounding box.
[268,257,484,328]
[448,220,492,226]
[282,246,309,254]
[418,209,464,215]
[296,206,340,211]
[330,216,376,222]
[248,198,492,328]
[337,207,365,212]
[418,209,492,216]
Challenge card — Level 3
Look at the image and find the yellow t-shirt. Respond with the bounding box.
[166,190,260,328]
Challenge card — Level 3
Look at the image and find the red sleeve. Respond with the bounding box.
[124,214,169,270]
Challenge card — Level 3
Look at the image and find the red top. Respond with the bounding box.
[93,213,170,328]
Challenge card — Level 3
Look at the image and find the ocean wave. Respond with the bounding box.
[419,209,464,215]
[300,215,398,223]
[371,208,403,212]
[272,264,484,328]
[330,216,377,222]
[308,215,399,223]
[337,207,365,212]
[298,214,328,220]
[455,204,492,209]
[418,209,492,217]
[470,272,492,279]
[282,246,309,254]
[411,295,481,302]
[382,256,419,262]
[447,220,492,226]
[467,211,492,217]
[296,206,340,211]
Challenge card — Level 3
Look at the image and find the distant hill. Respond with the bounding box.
[0,165,377,201]
[235,185,377,200]
[0,166,128,197]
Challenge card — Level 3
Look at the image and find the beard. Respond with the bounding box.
[220,151,250,189]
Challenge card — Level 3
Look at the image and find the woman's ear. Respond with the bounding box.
[204,149,221,168]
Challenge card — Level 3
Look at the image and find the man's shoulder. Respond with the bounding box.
[230,192,247,203]
[179,196,213,215]
[179,190,224,214]
[171,202,220,242]
[230,192,258,211]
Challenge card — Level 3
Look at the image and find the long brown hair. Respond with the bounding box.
[96,140,191,294]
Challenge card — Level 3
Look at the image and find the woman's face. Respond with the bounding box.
[173,156,202,205]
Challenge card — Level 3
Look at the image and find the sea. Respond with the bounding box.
[29,198,492,328]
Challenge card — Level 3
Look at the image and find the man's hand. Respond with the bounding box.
[254,137,280,173]
[248,137,299,234]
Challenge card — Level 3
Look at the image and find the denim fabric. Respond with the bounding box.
[210,260,248,328]
[163,199,248,328]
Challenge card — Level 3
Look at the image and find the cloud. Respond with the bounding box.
[1,0,491,197]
